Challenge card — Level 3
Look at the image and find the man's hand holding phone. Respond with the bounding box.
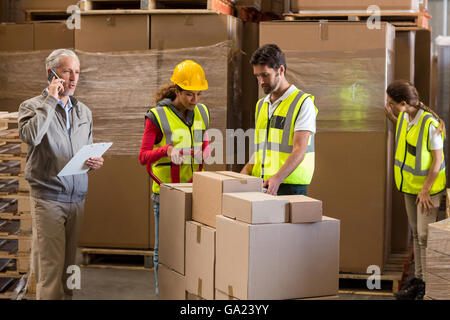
[48,70,64,99]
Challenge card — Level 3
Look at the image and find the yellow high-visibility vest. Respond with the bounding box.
[148,103,209,194]
[394,111,446,195]
[252,89,318,185]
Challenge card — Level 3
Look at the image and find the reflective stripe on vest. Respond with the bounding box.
[149,103,209,194]
[394,111,446,195]
[252,89,317,185]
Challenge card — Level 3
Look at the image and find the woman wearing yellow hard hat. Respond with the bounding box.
[139,60,211,297]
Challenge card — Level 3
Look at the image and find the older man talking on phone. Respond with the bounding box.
[18,49,104,300]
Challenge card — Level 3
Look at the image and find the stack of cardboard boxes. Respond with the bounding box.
[158,171,340,300]
[425,218,450,300]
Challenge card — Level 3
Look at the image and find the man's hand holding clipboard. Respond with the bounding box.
[58,142,112,177]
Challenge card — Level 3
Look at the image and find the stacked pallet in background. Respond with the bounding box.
[425,218,450,299]
[0,112,34,300]
[74,12,245,251]
[0,6,253,254]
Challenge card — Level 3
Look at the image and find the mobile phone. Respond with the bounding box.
[47,69,60,83]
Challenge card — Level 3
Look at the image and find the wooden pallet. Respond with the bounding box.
[81,247,154,271]
[0,144,21,160]
[339,252,410,296]
[0,254,30,274]
[80,0,234,15]
[283,10,431,30]
[0,179,18,196]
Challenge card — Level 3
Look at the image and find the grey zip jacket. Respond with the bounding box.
[18,90,93,203]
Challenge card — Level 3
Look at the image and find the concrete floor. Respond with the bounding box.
[71,248,395,300]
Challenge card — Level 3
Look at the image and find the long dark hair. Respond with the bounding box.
[154,84,184,105]
[387,80,446,137]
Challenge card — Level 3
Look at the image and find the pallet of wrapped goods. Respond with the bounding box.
[426,219,450,300]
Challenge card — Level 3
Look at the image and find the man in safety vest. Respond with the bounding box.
[241,44,318,196]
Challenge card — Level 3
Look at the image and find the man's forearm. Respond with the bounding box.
[19,96,57,146]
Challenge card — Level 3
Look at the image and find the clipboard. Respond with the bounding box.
[57,142,113,177]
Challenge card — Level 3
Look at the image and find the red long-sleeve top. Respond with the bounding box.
[139,117,210,184]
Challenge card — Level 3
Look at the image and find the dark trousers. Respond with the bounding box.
[277,184,307,196]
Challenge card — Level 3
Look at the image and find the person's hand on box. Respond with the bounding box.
[263,174,283,196]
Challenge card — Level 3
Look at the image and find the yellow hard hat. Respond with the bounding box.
[170,60,208,91]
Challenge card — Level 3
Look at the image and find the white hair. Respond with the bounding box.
[45,49,79,71]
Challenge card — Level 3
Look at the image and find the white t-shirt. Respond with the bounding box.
[263,84,316,133]
[404,109,443,150]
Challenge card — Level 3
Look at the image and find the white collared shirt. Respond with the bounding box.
[404,109,443,150]
[263,84,316,133]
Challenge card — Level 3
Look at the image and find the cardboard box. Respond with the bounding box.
[395,31,415,82]
[215,215,340,300]
[290,0,419,12]
[75,14,149,52]
[34,22,74,50]
[222,192,289,224]
[79,156,154,249]
[159,183,192,275]
[185,221,216,300]
[159,263,186,300]
[260,21,395,273]
[150,13,241,50]
[192,171,262,228]
[278,195,322,223]
[0,23,33,51]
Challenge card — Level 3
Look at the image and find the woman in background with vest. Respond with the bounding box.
[385,80,446,300]
[139,60,210,297]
